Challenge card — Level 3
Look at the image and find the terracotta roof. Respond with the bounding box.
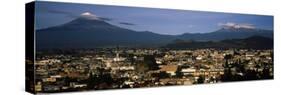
[160,65,178,72]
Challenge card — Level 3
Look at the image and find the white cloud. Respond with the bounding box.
[187,25,194,28]
[218,22,255,29]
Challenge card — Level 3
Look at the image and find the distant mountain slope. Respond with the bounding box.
[178,28,273,41]
[36,14,173,49]
[165,36,273,49]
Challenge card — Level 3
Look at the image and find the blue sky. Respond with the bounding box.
[35,1,273,35]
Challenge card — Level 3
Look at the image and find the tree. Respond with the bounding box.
[222,54,233,82]
[175,66,183,78]
[135,62,149,74]
[158,71,170,79]
[87,72,114,89]
[197,75,205,84]
[143,55,159,70]
[87,73,99,89]
[128,54,135,64]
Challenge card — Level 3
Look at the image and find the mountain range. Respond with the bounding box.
[36,13,273,49]
[165,36,273,49]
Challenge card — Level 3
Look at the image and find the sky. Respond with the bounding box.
[35,1,273,35]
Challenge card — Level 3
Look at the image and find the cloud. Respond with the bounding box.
[99,17,113,21]
[218,22,255,29]
[187,25,194,28]
[119,22,136,26]
[46,9,77,18]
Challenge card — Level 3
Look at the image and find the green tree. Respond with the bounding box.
[143,55,159,70]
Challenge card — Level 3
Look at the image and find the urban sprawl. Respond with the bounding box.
[31,48,273,92]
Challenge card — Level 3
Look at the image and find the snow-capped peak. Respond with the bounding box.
[218,22,256,30]
[80,12,100,20]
